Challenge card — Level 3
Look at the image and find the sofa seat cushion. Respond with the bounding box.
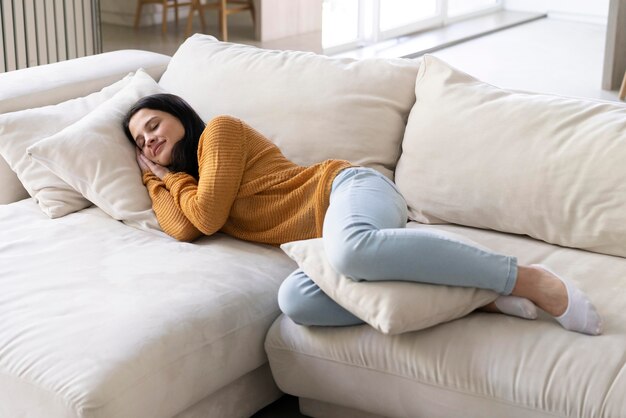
[0,199,296,418]
[265,222,626,418]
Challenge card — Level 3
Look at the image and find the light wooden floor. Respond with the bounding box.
[103,13,620,102]
[432,18,619,102]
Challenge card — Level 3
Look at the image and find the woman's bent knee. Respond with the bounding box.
[324,229,377,280]
[277,269,363,327]
[277,271,307,322]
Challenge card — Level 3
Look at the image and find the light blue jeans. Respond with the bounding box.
[278,167,518,326]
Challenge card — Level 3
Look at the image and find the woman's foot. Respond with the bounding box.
[515,264,603,335]
[496,295,538,319]
[481,296,538,320]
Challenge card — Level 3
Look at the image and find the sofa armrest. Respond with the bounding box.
[0,49,171,114]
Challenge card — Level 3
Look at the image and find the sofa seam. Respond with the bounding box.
[265,345,567,418]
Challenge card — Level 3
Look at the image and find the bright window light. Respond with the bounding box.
[380,0,438,32]
[322,0,502,53]
[447,0,499,17]
[322,0,360,49]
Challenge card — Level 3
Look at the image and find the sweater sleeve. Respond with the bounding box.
[162,116,247,236]
[143,172,203,242]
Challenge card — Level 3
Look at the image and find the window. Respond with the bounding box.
[380,0,438,33]
[322,0,360,50]
[323,0,502,53]
[448,0,500,18]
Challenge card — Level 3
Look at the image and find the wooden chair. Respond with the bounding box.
[134,0,193,34]
[186,0,256,41]
[620,71,626,101]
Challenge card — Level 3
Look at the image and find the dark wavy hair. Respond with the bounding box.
[122,93,206,180]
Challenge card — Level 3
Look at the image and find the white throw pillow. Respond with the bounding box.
[281,236,498,335]
[396,55,626,258]
[158,34,420,180]
[0,75,131,216]
[27,70,164,232]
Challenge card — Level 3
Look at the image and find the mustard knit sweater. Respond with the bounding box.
[142,115,352,244]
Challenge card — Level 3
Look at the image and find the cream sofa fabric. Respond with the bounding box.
[4,40,624,418]
[0,199,296,418]
[266,222,625,418]
[396,55,626,258]
[158,34,419,179]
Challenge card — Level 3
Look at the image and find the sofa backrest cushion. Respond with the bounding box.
[395,55,626,258]
[158,34,420,179]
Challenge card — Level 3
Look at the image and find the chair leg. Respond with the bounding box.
[186,0,206,37]
[174,0,179,27]
[162,0,168,34]
[620,71,626,101]
[220,0,228,41]
[134,0,144,29]
[185,0,197,37]
[198,1,207,31]
[249,0,256,26]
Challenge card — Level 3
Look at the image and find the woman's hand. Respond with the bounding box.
[136,148,170,180]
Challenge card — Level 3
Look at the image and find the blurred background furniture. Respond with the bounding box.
[134,0,193,34]
[0,0,102,72]
[603,0,626,92]
[186,0,255,40]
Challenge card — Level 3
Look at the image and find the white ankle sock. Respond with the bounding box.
[532,264,603,336]
[494,296,538,320]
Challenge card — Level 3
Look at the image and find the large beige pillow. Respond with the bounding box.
[0,75,132,215]
[158,34,420,179]
[396,55,626,258]
[27,70,165,233]
[281,236,498,335]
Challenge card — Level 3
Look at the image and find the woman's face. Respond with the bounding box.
[128,108,185,166]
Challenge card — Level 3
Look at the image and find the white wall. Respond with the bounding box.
[256,0,322,41]
[504,0,609,24]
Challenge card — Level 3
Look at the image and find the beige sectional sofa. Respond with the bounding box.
[1,34,625,418]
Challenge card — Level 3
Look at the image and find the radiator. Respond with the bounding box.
[0,0,102,72]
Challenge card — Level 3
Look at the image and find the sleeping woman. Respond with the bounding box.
[123,93,603,336]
